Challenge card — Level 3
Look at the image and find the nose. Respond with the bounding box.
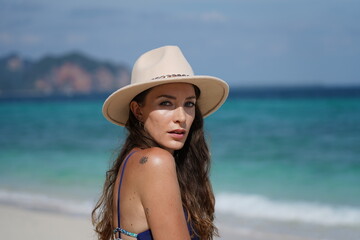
[174,106,186,124]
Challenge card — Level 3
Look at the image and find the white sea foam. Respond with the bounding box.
[216,192,360,226]
[0,189,93,216]
[2,189,360,226]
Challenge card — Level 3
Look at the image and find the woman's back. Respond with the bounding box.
[113,148,194,240]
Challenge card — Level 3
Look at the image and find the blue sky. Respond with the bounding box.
[1,0,359,87]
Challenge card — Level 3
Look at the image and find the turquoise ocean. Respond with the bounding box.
[1,95,360,238]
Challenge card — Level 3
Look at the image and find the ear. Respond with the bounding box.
[130,101,143,122]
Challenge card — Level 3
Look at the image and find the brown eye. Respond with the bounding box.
[160,101,172,106]
[185,101,195,108]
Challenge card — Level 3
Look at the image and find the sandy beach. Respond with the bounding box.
[0,203,293,240]
[1,203,347,240]
[0,203,96,240]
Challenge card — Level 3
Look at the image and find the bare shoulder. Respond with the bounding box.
[134,147,178,193]
[124,147,176,191]
[137,147,175,170]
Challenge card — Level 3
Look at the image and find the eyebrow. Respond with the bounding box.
[156,94,196,100]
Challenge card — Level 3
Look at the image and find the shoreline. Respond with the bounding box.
[1,188,360,240]
[0,203,295,240]
[3,203,358,240]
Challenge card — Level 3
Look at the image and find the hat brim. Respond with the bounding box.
[102,75,229,126]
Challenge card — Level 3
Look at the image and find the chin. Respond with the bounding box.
[161,142,185,152]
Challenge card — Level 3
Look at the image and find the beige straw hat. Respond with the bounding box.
[102,45,229,126]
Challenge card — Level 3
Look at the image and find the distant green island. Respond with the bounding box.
[1,52,359,100]
[0,52,130,99]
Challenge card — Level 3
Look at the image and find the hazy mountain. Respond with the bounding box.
[0,52,130,98]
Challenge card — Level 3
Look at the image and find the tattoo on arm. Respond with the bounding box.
[139,156,148,164]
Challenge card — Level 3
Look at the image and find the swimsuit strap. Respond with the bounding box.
[114,227,138,238]
[116,151,138,239]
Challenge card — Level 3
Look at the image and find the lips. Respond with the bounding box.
[168,129,186,139]
[168,129,186,134]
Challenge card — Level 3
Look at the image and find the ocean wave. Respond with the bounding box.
[216,192,360,226]
[2,189,360,226]
[0,189,93,216]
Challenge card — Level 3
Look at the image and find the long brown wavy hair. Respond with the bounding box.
[92,86,218,240]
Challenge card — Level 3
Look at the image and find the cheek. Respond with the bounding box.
[144,111,167,132]
[188,116,195,129]
[187,110,196,125]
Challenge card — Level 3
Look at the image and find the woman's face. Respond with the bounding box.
[131,83,196,153]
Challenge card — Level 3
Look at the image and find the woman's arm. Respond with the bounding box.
[137,147,191,240]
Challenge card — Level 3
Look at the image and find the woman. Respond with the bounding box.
[92,46,229,240]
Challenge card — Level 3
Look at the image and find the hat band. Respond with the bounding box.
[152,74,189,80]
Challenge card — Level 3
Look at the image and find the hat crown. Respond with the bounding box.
[131,46,194,84]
